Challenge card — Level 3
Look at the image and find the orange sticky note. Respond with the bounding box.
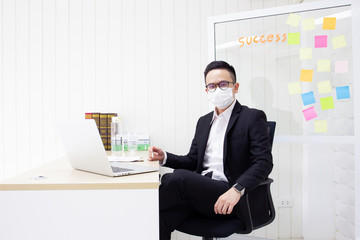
[323,17,336,30]
[300,69,313,82]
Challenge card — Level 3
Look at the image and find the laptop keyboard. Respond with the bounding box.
[111,166,134,174]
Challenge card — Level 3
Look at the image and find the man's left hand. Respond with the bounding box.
[214,187,241,215]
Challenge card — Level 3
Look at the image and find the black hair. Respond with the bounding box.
[204,61,237,83]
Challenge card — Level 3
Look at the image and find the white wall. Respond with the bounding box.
[0,0,338,240]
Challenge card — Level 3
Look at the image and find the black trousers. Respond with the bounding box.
[159,169,236,240]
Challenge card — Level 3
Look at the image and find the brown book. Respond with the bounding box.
[99,113,108,150]
[85,112,100,133]
[107,113,117,150]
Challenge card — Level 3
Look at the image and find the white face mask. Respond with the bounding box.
[207,87,234,110]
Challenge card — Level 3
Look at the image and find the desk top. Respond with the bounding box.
[0,151,160,191]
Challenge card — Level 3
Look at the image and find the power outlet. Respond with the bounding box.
[278,198,294,208]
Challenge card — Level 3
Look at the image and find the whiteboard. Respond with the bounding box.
[209,1,353,137]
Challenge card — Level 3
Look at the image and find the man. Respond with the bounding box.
[149,61,273,240]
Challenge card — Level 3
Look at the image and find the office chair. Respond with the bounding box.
[176,121,276,240]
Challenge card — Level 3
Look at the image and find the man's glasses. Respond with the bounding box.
[205,81,234,92]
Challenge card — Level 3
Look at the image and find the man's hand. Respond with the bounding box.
[148,146,165,161]
[214,187,241,215]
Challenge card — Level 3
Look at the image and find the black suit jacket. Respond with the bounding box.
[164,100,273,192]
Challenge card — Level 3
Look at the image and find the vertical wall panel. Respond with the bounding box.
[82,0,96,113]
[187,0,202,145]
[199,0,213,116]
[29,0,44,168]
[42,0,57,162]
[15,0,31,172]
[121,0,136,132]
[148,0,163,146]
[0,0,4,180]
[174,0,189,153]
[69,0,83,120]
[55,0,69,156]
[108,0,122,114]
[134,0,149,134]
[2,0,17,178]
[95,0,109,112]
[161,0,176,152]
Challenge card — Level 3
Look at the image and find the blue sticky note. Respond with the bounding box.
[336,86,350,99]
[301,91,316,105]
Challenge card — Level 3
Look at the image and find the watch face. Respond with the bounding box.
[235,184,244,191]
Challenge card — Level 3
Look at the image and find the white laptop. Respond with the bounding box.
[57,119,158,177]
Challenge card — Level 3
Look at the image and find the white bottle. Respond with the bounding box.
[111,116,124,152]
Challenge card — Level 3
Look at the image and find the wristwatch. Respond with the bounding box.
[232,183,245,197]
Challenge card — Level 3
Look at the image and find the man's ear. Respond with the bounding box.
[233,83,239,93]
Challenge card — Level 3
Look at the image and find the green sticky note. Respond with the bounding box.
[317,59,331,72]
[320,96,334,110]
[288,32,300,45]
[314,120,328,133]
[302,18,315,31]
[299,48,312,60]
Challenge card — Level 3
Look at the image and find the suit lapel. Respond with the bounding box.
[223,101,242,163]
[197,113,213,168]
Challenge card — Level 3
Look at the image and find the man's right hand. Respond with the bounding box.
[148,146,165,161]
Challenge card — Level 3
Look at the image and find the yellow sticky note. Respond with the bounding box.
[288,82,302,95]
[302,18,315,31]
[314,120,328,133]
[287,13,301,27]
[317,59,331,72]
[332,35,347,49]
[299,48,312,60]
[323,17,336,30]
[300,69,313,82]
[317,80,332,94]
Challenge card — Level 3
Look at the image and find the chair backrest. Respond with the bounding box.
[267,121,276,148]
[246,121,276,230]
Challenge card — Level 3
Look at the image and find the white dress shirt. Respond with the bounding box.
[201,99,236,182]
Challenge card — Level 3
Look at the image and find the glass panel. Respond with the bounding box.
[214,6,353,136]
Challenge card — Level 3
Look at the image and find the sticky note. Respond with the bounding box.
[302,18,315,31]
[314,120,328,133]
[315,35,327,48]
[300,69,313,82]
[302,106,317,121]
[323,17,336,30]
[288,82,302,95]
[288,32,300,45]
[335,60,348,73]
[299,48,312,60]
[301,91,316,106]
[286,13,301,27]
[332,35,347,49]
[320,96,334,110]
[317,80,332,94]
[317,59,331,72]
[336,86,350,99]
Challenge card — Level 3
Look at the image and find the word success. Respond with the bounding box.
[238,33,287,47]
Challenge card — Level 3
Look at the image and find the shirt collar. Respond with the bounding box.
[210,99,236,124]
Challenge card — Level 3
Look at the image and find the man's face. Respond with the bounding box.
[205,69,239,95]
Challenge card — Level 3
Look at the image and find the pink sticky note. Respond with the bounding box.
[302,106,318,121]
[315,35,327,48]
[335,60,348,73]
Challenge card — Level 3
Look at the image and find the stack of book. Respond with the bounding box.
[85,112,117,150]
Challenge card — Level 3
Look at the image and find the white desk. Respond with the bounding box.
[0,151,159,240]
